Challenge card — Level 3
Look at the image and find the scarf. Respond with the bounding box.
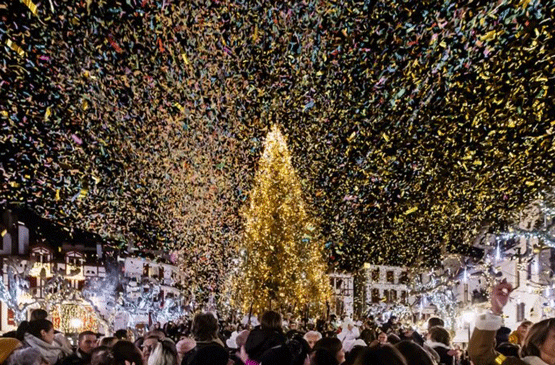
[424,340,451,350]
[24,333,71,365]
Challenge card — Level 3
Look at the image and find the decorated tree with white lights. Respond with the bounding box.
[234,125,330,315]
[0,257,39,323]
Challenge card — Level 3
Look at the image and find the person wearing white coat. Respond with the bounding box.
[337,318,360,353]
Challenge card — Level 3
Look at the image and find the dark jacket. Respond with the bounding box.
[61,349,91,365]
[182,341,228,365]
[430,345,455,365]
[244,328,287,362]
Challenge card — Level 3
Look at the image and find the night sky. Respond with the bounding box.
[1,0,554,290]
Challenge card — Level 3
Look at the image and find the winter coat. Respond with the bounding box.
[23,334,71,365]
[182,340,228,365]
[469,316,545,365]
[61,349,91,365]
[426,341,455,365]
[338,327,360,352]
[244,329,286,363]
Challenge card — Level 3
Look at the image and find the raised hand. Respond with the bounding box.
[491,279,513,315]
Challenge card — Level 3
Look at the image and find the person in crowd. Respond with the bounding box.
[1,338,23,364]
[147,339,178,365]
[387,334,401,345]
[241,311,288,365]
[30,310,48,322]
[359,319,377,346]
[338,318,360,353]
[399,325,425,347]
[509,321,533,346]
[427,317,445,332]
[312,337,345,365]
[285,334,311,365]
[469,279,555,365]
[182,313,228,365]
[113,331,128,342]
[353,344,406,365]
[5,347,45,365]
[174,338,195,365]
[90,346,114,365]
[377,332,388,345]
[381,316,399,334]
[23,320,72,365]
[99,338,118,348]
[395,340,435,365]
[112,341,143,365]
[142,336,160,364]
[146,331,165,341]
[344,342,367,365]
[311,349,339,365]
[228,330,249,365]
[495,342,520,357]
[426,326,456,365]
[303,331,322,350]
[496,327,512,346]
[61,331,98,365]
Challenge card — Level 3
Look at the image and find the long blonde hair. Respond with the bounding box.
[147,340,178,365]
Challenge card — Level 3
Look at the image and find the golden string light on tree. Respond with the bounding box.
[234,125,331,315]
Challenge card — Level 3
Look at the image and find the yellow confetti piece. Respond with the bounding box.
[174,102,185,112]
[45,107,51,120]
[382,133,390,142]
[404,206,418,215]
[55,189,61,201]
[181,53,189,65]
[518,0,532,9]
[79,189,88,199]
[1,111,8,118]
[21,0,38,15]
[5,39,26,57]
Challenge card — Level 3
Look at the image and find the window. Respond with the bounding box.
[372,269,380,281]
[143,264,150,277]
[387,271,395,284]
[399,272,409,284]
[517,303,526,322]
[401,291,407,304]
[372,289,380,303]
[390,290,397,302]
[384,289,390,302]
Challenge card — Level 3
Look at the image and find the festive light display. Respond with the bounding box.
[0,258,38,323]
[1,0,554,291]
[51,304,98,333]
[233,125,330,314]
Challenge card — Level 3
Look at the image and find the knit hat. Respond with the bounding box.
[0,338,22,364]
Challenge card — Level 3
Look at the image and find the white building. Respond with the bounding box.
[365,265,411,306]
[328,272,354,317]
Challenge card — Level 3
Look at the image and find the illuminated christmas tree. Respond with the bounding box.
[235,125,330,315]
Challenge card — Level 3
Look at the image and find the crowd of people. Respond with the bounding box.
[0,281,552,365]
